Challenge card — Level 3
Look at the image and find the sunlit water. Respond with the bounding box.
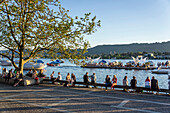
[0,59,169,89]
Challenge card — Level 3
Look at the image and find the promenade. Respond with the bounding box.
[0,83,170,113]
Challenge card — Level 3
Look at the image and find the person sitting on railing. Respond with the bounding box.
[7,70,14,82]
[3,68,9,82]
[89,73,96,88]
[2,68,8,78]
[53,72,62,85]
[13,71,23,87]
[25,70,33,77]
[37,69,46,78]
[151,76,159,94]
[83,72,89,88]
[145,76,151,92]
[50,71,55,84]
[64,73,71,87]
[71,73,76,87]
[111,75,117,90]
[105,75,111,91]
[123,76,128,92]
[130,76,137,92]
[32,70,39,85]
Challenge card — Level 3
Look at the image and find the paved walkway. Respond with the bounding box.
[0,83,170,113]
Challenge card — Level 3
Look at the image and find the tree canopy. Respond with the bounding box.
[0,0,100,73]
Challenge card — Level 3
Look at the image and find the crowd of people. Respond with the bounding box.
[0,68,24,87]
[104,74,161,93]
[49,71,170,94]
[0,68,46,86]
[1,68,170,94]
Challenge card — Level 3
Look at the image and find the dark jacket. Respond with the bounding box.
[83,74,89,83]
[106,77,111,84]
[130,79,137,88]
[38,73,46,77]
[151,79,158,90]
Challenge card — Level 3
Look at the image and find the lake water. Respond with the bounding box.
[0,59,169,89]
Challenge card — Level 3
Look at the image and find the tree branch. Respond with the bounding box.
[5,2,20,46]
[0,43,20,54]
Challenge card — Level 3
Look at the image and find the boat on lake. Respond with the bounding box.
[0,60,12,66]
[151,69,170,74]
[23,60,46,70]
[47,59,64,66]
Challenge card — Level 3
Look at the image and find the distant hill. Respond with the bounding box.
[86,41,170,55]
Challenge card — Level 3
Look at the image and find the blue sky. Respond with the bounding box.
[59,0,170,47]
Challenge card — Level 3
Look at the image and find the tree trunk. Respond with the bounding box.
[19,48,24,74]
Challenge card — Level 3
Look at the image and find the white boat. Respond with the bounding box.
[1,60,12,66]
[23,62,46,70]
[151,69,170,74]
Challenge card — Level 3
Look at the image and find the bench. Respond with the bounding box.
[42,79,170,94]
[0,77,45,86]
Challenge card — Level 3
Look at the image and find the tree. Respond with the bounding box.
[0,0,100,73]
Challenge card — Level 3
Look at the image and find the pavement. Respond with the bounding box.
[0,83,170,113]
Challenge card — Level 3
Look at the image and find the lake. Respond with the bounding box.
[0,59,169,89]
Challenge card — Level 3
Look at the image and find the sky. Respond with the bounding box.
[59,0,170,47]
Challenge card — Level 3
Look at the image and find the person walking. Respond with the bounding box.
[111,75,117,90]
[123,76,128,91]
[90,73,96,88]
[105,75,111,91]
[130,76,137,91]
[151,76,159,94]
[83,72,89,88]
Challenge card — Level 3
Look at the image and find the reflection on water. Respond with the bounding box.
[0,59,169,89]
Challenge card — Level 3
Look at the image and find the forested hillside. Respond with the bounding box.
[86,41,170,55]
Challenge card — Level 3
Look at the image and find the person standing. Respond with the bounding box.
[105,75,111,91]
[83,72,89,88]
[130,76,137,91]
[90,73,96,88]
[151,76,159,94]
[123,76,128,91]
[111,75,117,90]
